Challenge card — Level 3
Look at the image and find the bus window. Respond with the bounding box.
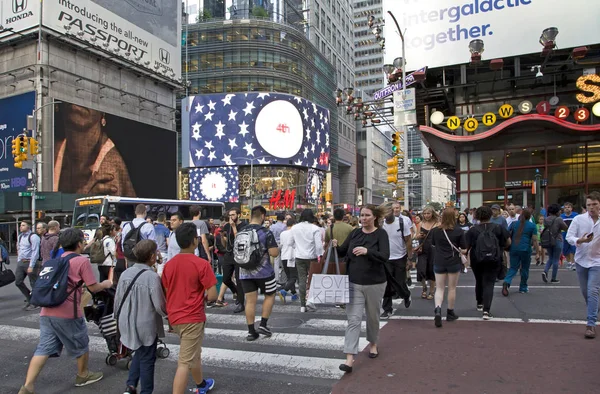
[72,202,103,229]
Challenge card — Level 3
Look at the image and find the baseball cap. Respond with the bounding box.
[491,204,501,210]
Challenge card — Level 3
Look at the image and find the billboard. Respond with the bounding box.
[182,93,330,171]
[189,166,239,203]
[0,92,35,191]
[0,0,40,40]
[53,102,176,199]
[383,0,600,70]
[43,0,181,79]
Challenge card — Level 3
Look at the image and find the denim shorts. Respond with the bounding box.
[34,316,89,359]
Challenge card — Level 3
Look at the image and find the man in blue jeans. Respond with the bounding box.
[566,192,600,339]
[115,240,167,394]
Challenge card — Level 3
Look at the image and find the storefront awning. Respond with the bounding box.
[420,114,600,167]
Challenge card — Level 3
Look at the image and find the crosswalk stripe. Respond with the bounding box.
[0,324,348,380]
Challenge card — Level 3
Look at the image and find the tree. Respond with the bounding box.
[251,6,268,18]
[196,8,212,22]
[427,201,443,212]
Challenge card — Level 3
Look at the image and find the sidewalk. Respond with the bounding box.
[332,319,598,393]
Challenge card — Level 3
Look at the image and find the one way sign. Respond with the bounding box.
[399,172,419,179]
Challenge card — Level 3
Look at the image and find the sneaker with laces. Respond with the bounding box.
[476,304,483,312]
[278,289,287,304]
[257,325,272,337]
[194,378,215,394]
[482,312,493,321]
[404,296,412,308]
[246,332,259,341]
[75,371,104,387]
[551,279,560,284]
[123,385,137,394]
[542,272,548,283]
[380,311,391,319]
[291,294,299,301]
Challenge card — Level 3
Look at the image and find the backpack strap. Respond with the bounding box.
[116,268,148,322]
[58,253,84,319]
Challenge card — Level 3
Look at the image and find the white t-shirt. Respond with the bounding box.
[101,236,116,267]
[383,216,412,260]
[280,229,295,261]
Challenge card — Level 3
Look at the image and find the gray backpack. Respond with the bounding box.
[233,227,265,270]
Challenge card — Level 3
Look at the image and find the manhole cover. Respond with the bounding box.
[266,318,304,329]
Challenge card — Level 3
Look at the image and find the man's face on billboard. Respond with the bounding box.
[65,104,103,130]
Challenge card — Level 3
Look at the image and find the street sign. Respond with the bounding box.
[372,67,427,100]
[409,157,425,165]
[393,88,417,127]
[398,172,420,180]
[18,192,31,197]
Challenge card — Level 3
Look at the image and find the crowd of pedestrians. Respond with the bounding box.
[8,191,599,390]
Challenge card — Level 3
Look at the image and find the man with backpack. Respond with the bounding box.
[18,229,113,394]
[121,204,157,267]
[235,206,280,341]
[466,206,510,320]
[15,221,41,311]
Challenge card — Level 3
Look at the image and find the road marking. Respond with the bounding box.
[0,324,347,380]
[299,318,387,331]
[452,286,580,289]
[387,316,597,325]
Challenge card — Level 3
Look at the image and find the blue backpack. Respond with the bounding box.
[0,243,9,265]
[30,254,84,318]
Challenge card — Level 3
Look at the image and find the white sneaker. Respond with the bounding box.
[300,307,306,313]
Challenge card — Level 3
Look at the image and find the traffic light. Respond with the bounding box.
[12,136,23,168]
[386,156,398,184]
[29,137,39,156]
[391,132,400,153]
[19,137,28,163]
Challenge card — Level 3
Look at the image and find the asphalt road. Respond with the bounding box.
[0,262,593,394]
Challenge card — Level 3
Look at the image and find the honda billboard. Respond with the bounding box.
[0,0,40,40]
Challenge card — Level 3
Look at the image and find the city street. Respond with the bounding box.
[0,264,597,393]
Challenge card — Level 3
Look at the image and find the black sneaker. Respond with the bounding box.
[446,309,459,322]
[483,312,494,320]
[233,303,245,313]
[407,277,413,287]
[123,386,137,394]
[404,296,412,308]
[551,279,560,284]
[542,272,548,283]
[476,304,483,312]
[257,326,272,337]
[246,332,259,341]
[380,311,391,319]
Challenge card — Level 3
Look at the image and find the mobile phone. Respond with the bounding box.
[587,233,594,240]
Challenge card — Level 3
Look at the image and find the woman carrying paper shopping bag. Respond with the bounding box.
[332,204,390,374]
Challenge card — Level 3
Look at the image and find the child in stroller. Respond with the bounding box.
[84,287,170,369]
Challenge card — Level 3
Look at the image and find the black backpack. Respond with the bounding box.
[475,223,501,263]
[540,217,557,249]
[122,222,147,260]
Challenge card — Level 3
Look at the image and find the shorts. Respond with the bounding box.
[34,316,89,359]
[562,242,576,256]
[173,322,205,367]
[434,264,462,274]
[241,274,277,295]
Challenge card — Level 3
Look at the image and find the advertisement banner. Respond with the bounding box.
[53,102,176,198]
[43,0,181,79]
[0,0,40,40]
[306,168,324,205]
[189,166,239,203]
[0,92,35,191]
[182,93,331,171]
[383,0,600,70]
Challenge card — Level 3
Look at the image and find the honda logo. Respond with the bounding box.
[12,0,27,13]
[159,48,170,64]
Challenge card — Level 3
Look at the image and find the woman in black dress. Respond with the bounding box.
[415,206,438,300]
[332,204,390,373]
[430,208,467,327]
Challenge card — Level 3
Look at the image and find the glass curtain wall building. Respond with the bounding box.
[181,0,357,204]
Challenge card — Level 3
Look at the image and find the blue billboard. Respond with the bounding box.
[182,92,331,171]
[0,92,36,191]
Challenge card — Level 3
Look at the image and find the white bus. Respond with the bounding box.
[73,196,225,240]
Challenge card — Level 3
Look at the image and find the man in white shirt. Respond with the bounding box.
[290,209,324,312]
[380,203,413,318]
[506,204,520,229]
[566,192,600,339]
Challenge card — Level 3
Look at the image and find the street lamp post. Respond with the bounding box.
[386,11,410,209]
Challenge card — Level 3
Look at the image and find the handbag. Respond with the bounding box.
[442,229,468,266]
[0,262,15,288]
[307,243,349,305]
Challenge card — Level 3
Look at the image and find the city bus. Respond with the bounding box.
[73,196,225,240]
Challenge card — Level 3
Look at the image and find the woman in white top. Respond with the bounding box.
[98,223,117,282]
[278,218,299,303]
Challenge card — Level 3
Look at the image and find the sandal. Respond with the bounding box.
[427,293,434,300]
[421,290,427,299]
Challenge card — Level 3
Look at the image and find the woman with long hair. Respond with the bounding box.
[430,208,467,327]
[415,206,438,300]
[457,213,471,232]
[502,209,538,296]
[332,205,390,373]
[466,206,511,320]
[542,203,568,284]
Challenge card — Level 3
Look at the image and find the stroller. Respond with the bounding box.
[84,288,170,369]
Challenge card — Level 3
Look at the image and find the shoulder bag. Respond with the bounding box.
[442,229,468,266]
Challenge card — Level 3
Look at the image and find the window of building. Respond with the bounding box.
[506,147,545,167]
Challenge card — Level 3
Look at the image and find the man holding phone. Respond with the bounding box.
[566,192,600,339]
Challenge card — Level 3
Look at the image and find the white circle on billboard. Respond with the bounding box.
[255,100,303,158]
[593,102,600,117]
[430,111,444,125]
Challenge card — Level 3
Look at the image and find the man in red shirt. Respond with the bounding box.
[19,229,113,394]
[162,223,217,394]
